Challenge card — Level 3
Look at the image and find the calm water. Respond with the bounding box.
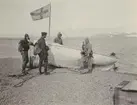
[0,35,137,74]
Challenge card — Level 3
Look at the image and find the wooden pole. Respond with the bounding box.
[49,2,51,36]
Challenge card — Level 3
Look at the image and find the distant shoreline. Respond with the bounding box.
[0,37,22,40]
[0,32,137,40]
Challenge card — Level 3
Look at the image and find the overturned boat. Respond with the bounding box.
[29,43,117,70]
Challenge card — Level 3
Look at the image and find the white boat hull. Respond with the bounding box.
[29,43,117,69]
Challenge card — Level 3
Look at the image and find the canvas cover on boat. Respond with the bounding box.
[29,43,117,69]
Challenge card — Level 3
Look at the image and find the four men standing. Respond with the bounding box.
[19,32,93,75]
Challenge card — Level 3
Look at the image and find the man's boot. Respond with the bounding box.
[22,70,28,75]
[39,70,43,75]
[44,72,50,75]
[39,67,43,75]
[44,68,50,75]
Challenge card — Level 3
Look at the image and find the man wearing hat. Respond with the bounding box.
[37,32,50,75]
[18,34,34,75]
[54,32,63,45]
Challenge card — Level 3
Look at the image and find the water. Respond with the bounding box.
[0,35,137,74]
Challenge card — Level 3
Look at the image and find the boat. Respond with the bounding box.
[29,43,117,70]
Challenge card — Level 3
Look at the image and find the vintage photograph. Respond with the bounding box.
[0,0,137,105]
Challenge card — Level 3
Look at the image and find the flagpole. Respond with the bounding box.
[49,2,51,37]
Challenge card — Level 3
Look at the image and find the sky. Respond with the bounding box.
[0,0,137,37]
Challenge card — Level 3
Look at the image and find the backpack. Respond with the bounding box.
[18,41,23,52]
[33,42,42,55]
[46,45,49,51]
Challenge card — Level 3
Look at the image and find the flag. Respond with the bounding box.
[30,4,51,21]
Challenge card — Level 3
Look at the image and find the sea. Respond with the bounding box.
[0,34,137,75]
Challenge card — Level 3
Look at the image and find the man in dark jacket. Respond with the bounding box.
[37,32,50,75]
[18,34,34,75]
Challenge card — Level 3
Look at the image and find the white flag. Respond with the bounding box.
[30,4,51,21]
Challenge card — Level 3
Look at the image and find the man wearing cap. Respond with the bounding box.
[37,32,50,75]
[18,34,34,75]
[54,32,63,45]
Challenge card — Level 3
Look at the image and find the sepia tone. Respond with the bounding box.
[0,0,137,105]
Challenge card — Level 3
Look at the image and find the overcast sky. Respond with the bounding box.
[0,0,137,37]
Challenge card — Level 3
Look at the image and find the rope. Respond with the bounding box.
[113,55,137,69]
[13,71,57,88]
[117,61,137,69]
[13,75,35,88]
[12,72,40,88]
